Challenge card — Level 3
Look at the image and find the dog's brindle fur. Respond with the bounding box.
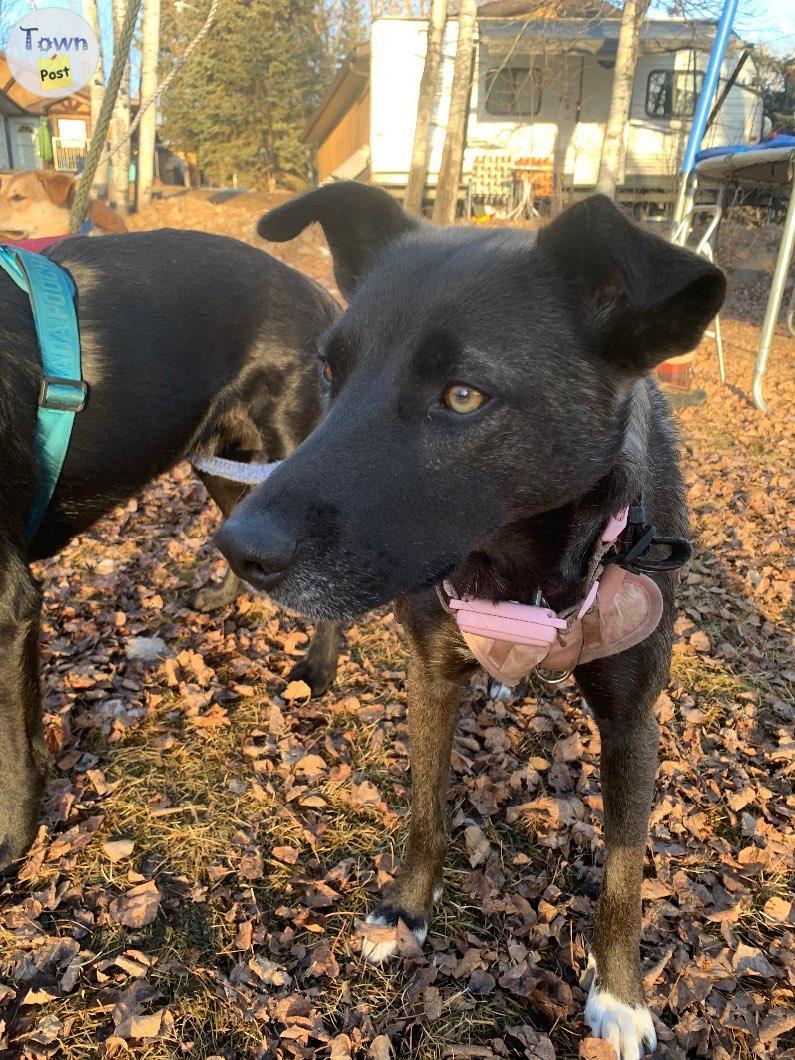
[0,228,343,869]
[217,184,725,1057]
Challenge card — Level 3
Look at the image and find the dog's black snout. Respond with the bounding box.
[215,514,297,590]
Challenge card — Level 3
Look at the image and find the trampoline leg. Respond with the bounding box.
[752,172,795,412]
[714,312,726,384]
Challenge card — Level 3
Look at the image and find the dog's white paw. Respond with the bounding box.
[489,680,513,702]
[360,911,428,965]
[585,979,657,1059]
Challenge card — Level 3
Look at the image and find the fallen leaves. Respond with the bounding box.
[272,844,300,864]
[579,1039,617,1059]
[369,1035,393,1060]
[689,630,712,653]
[238,847,264,880]
[731,943,777,978]
[109,881,161,928]
[248,956,291,987]
[294,753,327,778]
[464,824,491,868]
[283,679,312,702]
[112,982,174,1041]
[102,838,134,862]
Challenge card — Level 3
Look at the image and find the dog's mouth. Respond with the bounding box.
[235,564,286,594]
[249,552,460,621]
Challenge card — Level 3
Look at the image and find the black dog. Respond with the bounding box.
[217,184,725,1059]
[0,228,342,869]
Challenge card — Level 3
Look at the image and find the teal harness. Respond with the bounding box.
[0,246,86,540]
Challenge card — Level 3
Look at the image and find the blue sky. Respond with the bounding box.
[649,0,794,52]
[741,0,795,50]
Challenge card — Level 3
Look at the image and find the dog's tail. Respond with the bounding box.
[89,199,127,234]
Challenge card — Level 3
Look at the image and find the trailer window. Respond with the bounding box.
[484,67,542,116]
[646,69,704,118]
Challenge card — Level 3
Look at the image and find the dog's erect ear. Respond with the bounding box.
[537,195,726,374]
[35,170,76,207]
[258,181,417,299]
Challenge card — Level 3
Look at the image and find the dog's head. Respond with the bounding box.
[0,170,76,238]
[0,170,127,239]
[217,182,724,619]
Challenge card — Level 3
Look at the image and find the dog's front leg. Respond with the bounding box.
[0,555,47,870]
[286,619,344,697]
[575,627,670,1060]
[362,596,468,963]
[192,467,249,613]
[195,464,342,695]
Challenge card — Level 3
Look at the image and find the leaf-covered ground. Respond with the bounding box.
[0,201,793,1059]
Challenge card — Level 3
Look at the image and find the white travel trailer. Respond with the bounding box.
[304,13,763,206]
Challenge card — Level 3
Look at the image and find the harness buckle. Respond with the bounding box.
[39,375,88,413]
[610,501,692,573]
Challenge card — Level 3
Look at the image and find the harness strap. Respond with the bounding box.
[190,454,281,484]
[440,506,669,685]
[0,246,85,539]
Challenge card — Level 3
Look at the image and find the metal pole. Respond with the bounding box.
[751,163,795,412]
[673,0,739,226]
[705,48,749,134]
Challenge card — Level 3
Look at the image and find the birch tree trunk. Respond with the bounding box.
[432,0,476,225]
[82,0,108,193]
[109,0,132,215]
[137,0,161,209]
[404,0,447,216]
[595,0,649,199]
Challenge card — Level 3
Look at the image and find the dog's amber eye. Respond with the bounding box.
[320,359,333,384]
[441,383,486,415]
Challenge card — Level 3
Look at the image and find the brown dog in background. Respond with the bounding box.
[0,170,127,240]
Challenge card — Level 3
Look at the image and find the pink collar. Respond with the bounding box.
[2,235,71,252]
[440,508,664,685]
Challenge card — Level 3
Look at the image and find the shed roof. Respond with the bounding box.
[0,52,90,116]
[304,42,370,145]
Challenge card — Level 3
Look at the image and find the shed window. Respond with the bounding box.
[484,67,542,116]
[646,69,704,118]
[58,118,87,143]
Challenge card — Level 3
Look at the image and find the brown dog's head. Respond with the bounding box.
[0,171,76,238]
[0,170,127,238]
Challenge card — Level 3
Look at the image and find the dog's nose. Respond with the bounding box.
[215,514,297,590]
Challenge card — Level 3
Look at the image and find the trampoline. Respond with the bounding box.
[693,135,795,410]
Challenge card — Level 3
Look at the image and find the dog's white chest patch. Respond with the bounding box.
[585,977,657,1060]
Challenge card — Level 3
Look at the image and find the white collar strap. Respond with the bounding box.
[190,454,281,484]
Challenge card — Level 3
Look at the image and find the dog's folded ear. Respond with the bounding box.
[258,181,417,299]
[537,195,726,375]
[35,170,76,207]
